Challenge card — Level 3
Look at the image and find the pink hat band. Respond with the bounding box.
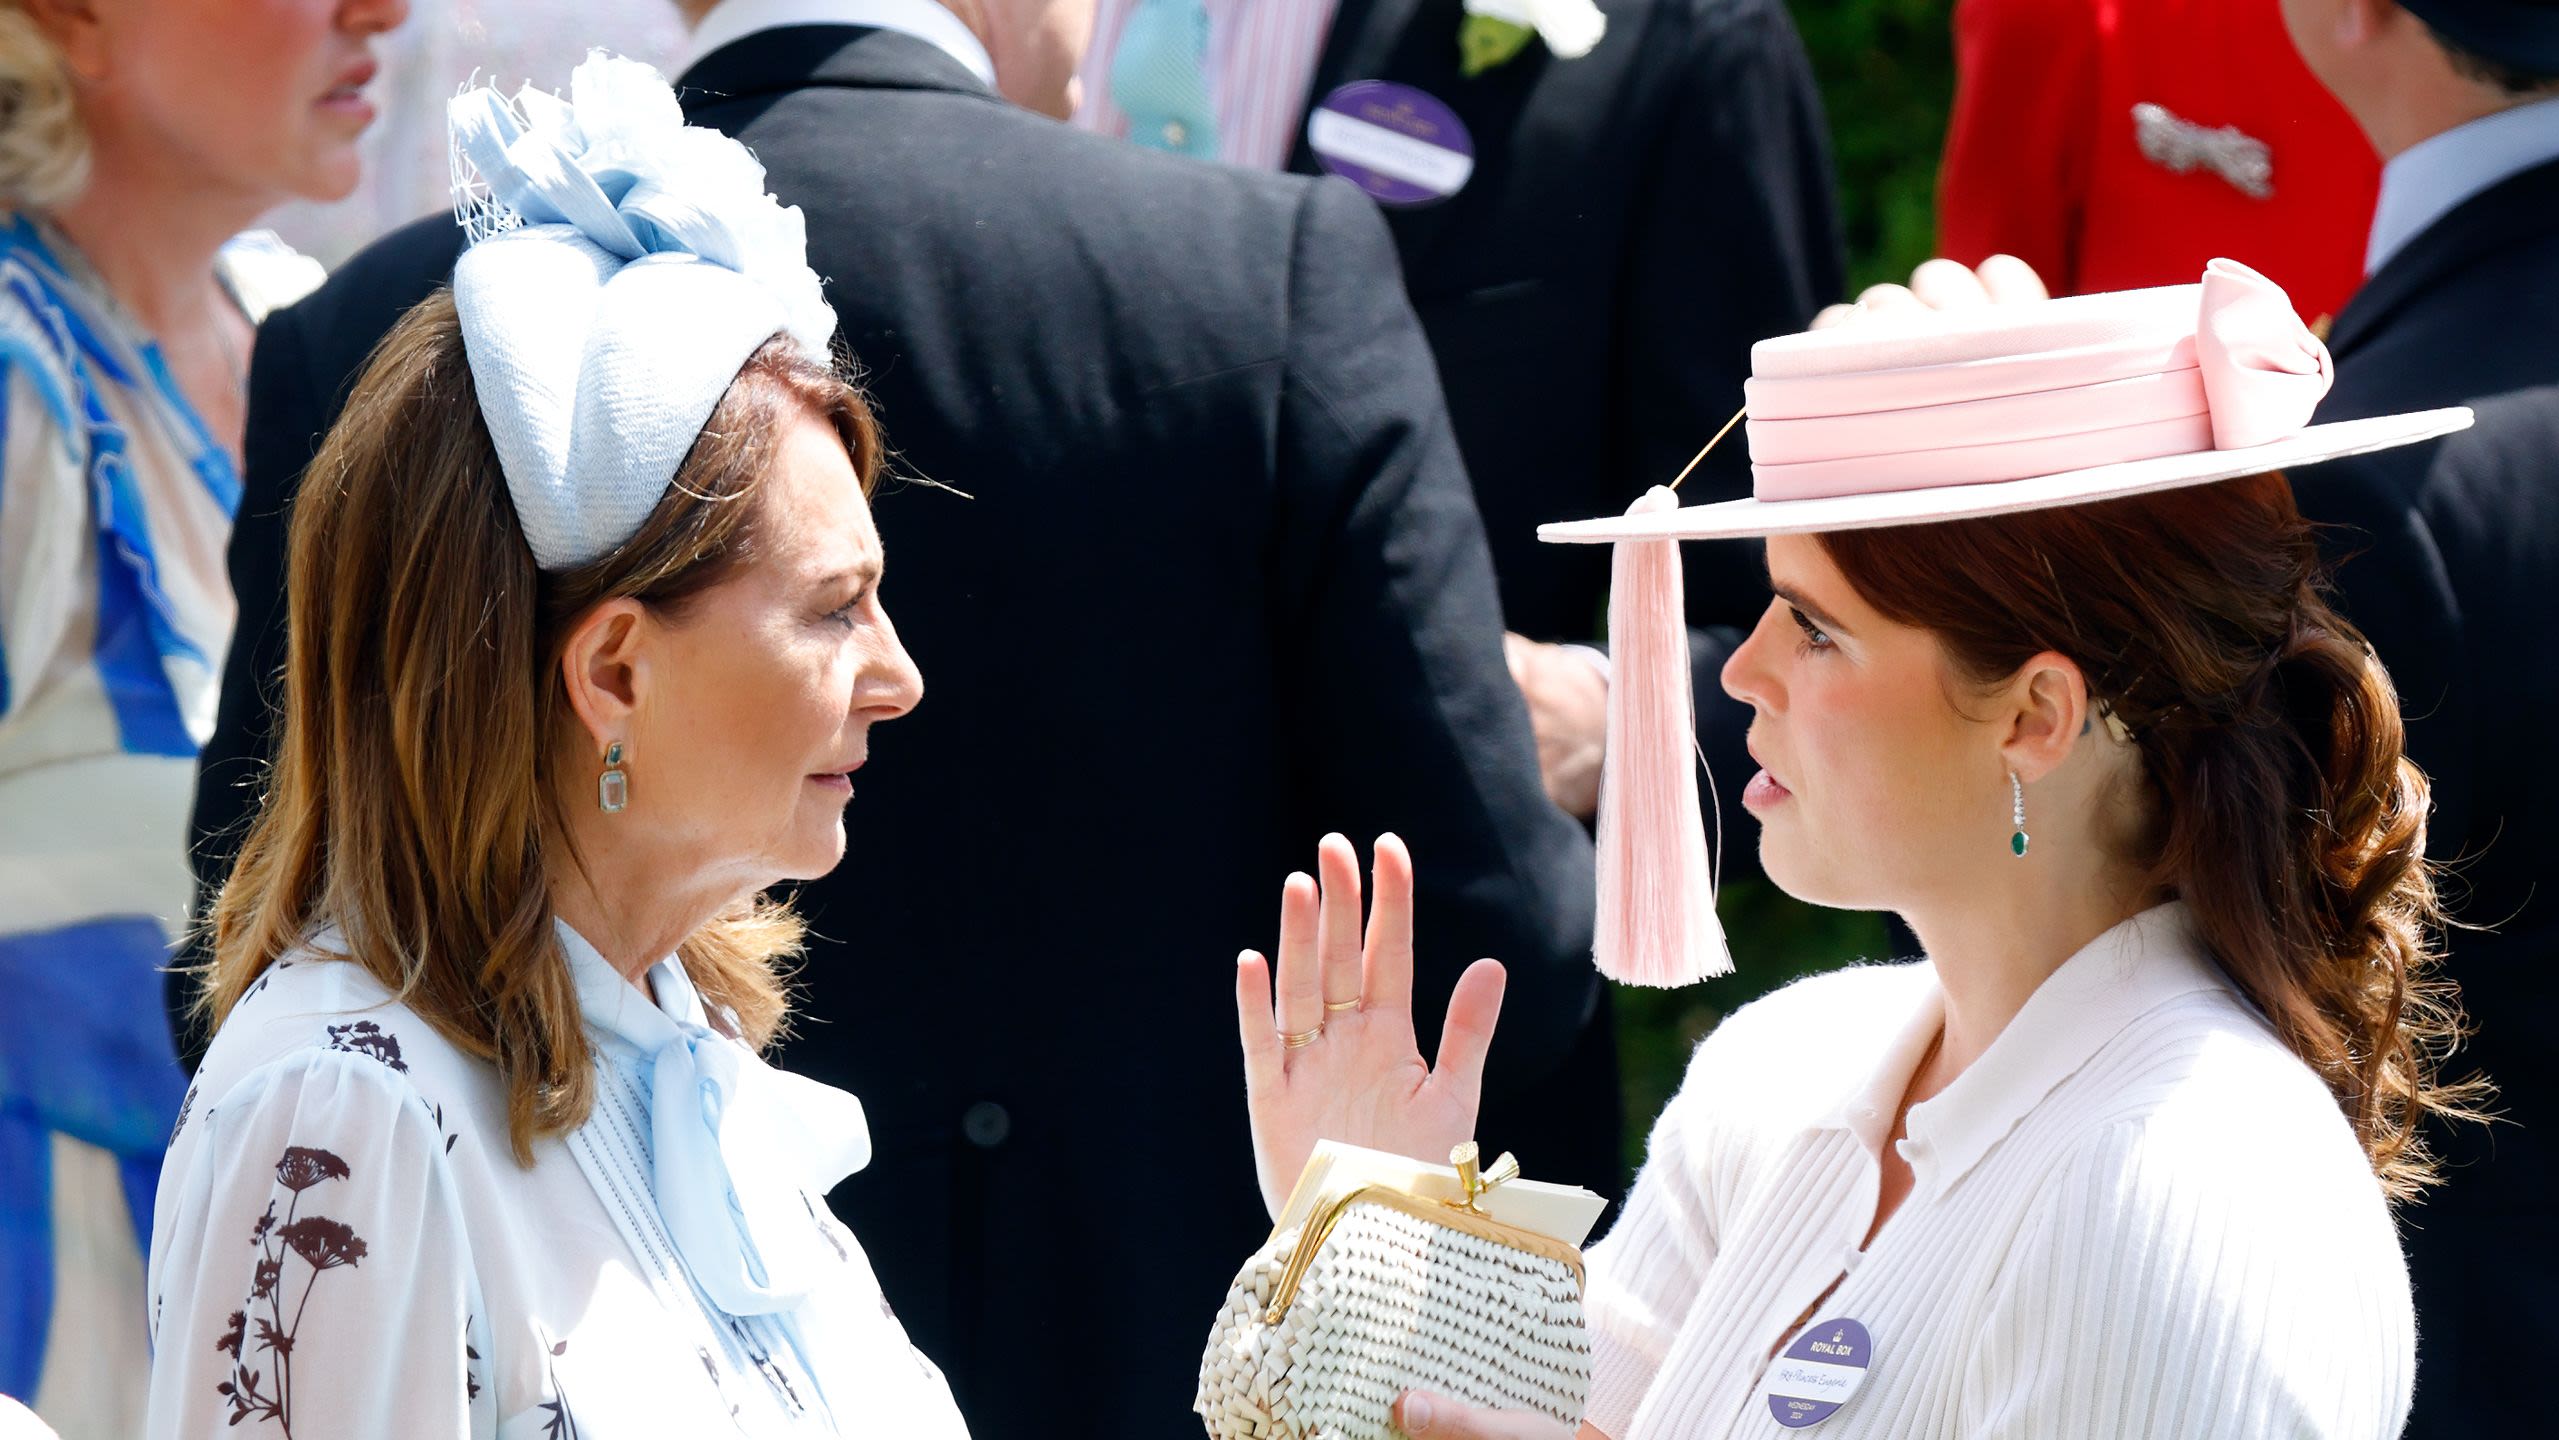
[1741,259,2334,503]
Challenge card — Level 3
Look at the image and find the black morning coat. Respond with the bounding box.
[1288,0,1844,877]
[2295,154,2559,1436]
[187,27,1605,1437]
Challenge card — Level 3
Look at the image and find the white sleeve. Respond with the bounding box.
[1966,1119,2414,1440]
[1580,1047,1727,1439]
[146,1050,489,1440]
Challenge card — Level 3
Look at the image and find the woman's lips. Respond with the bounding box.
[807,773,854,796]
[1742,767,1792,812]
[317,61,378,125]
[317,88,376,126]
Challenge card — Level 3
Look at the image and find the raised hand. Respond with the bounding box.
[1234,833,1508,1219]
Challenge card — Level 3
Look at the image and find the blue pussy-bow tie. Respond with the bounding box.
[563,921,871,1316]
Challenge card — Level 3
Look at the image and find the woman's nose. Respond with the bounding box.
[861,606,924,721]
[345,0,412,37]
[1721,607,1780,711]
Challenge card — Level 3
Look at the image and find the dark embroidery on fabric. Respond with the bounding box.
[431,1102,458,1155]
[172,1081,199,1143]
[465,1318,482,1402]
[724,1315,805,1416]
[214,1146,369,1436]
[697,1346,740,1419]
[536,1330,580,1440]
[800,1190,851,1264]
[239,960,295,1005]
[324,1020,408,1073]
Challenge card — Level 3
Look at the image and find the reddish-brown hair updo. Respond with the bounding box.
[1820,472,2486,1202]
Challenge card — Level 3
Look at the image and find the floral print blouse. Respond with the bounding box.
[146,925,972,1438]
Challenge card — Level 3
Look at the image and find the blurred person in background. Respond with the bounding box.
[189,0,1598,1432]
[0,0,400,1436]
[1937,0,2379,327]
[1075,0,1845,1175]
[2275,0,2559,1428]
[256,0,683,267]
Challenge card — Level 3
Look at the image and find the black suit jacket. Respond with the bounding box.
[1287,0,1843,830]
[191,28,1603,1437]
[2298,156,2559,1436]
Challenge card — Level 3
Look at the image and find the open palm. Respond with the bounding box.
[1234,833,1508,1218]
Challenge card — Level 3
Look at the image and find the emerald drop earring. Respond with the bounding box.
[598,741,629,814]
[2009,771,2028,858]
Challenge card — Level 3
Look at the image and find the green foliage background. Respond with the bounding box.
[1792,0,1958,294]
[1610,2,1955,1176]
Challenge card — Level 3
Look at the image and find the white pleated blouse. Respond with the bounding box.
[1583,903,2414,1439]
[146,925,971,1439]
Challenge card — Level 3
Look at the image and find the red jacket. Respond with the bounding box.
[1938,0,2378,325]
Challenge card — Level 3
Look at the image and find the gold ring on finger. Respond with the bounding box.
[1323,998,1361,1013]
[1280,1025,1324,1049]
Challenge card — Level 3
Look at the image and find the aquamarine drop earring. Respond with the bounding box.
[598,741,629,814]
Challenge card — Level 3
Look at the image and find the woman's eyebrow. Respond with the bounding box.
[818,556,884,592]
[1770,582,1851,636]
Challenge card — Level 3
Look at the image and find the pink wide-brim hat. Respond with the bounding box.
[1540,259,2472,544]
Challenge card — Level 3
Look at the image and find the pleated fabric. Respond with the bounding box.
[1584,904,2414,1439]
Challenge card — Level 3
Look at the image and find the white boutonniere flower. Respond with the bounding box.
[1460,0,1607,77]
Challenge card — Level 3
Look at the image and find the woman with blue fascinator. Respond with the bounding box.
[148,56,959,1436]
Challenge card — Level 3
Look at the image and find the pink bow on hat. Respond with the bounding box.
[2195,258,2334,450]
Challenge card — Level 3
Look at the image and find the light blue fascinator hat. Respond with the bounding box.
[448,53,837,571]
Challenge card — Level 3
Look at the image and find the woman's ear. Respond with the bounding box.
[22,0,109,80]
[1998,650,2091,783]
[557,597,651,756]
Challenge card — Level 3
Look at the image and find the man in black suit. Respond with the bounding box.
[1081,0,1843,1165]
[189,2,1603,1432]
[2279,1,2559,1428]
[1081,0,1840,816]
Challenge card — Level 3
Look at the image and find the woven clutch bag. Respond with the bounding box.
[1195,1145,1592,1440]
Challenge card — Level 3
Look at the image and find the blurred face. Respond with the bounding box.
[1719,535,2008,912]
[619,410,923,888]
[49,0,403,206]
[979,0,1099,118]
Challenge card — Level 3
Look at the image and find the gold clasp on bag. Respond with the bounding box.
[1447,1141,1522,1215]
[1260,1143,1582,1326]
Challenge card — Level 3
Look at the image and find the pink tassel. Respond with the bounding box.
[1593,486,1732,986]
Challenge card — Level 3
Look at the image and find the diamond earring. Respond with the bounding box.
[598,741,629,814]
[2009,771,2028,858]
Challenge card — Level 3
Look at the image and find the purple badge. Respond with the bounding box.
[1306,81,1477,208]
[1756,1317,1874,1429]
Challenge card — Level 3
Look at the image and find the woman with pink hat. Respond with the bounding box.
[1235,260,2480,1439]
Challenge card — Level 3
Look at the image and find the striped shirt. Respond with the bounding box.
[0,214,312,1437]
[1072,0,1342,171]
[1583,903,2415,1439]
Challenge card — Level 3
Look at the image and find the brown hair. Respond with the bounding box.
[203,288,884,1163]
[1820,473,2486,1202]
